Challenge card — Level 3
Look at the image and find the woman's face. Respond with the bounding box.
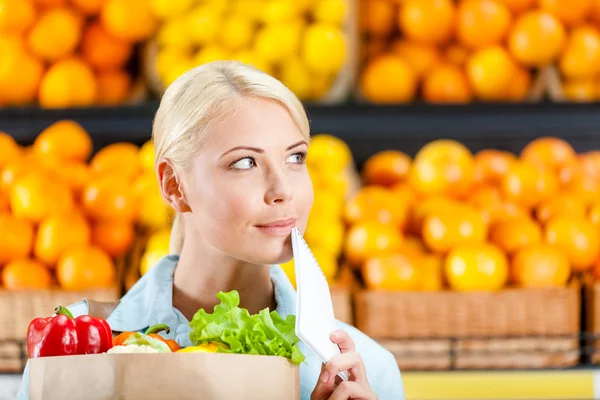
[182,98,313,265]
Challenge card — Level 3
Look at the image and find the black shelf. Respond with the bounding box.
[2,102,600,166]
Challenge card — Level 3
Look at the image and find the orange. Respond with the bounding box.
[27,7,82,62]
[39,58,97,109]
[398,235,427,258]
[545,217,599,271]
[409,139,475,197]
[0,132,20,170]
[590,202,600,226]
[34,0,66,6]
[399,0,455,45]
[362,253,421,291]
[566,174,600,205]
[10,173,73,223]
[344,186,408,227]
[34,212,91,266]
[0,0,36,33]
[0,213,34,264]
[535,194,587,224]
[0,191,8,212]
[509,11,566,67]
[512,244,571,287]
[488,202,531,227]
[423,64,473,104]
[391,40,442,78]
[89,142,140,180]
[344,221,402,267]
[409,195,461,234]
[91,220,134,258]
[82,176,137,221]
[33,120,92,163]
[521,137,577,172]
[559,26,600,80]
[467,184,504,225]
[497,0,535,12]
[579,151,600,180]
[501,161,559,208]
[81,22,132,71]
[445,244,509,291]
[561,79,597,102]
[48,162,90,196]
[444,44,470,66]
[473,149,517,185]
[361,0,396,37]
[362,150,411,187]
[539,0,593,27]
[467,45,516,101]
[0,158,40,193]
[360,54,417,103]
[363,38,388,63]
[489,217,542,255]
[0,40,44,106]
[101,0,157,42]
[593,0,600,23]
[97,70,131,106]
[421,254,444,291]
[457,0,511,49]
[390,182,419,209]
[71,0,104,15]
[56,246,116,290]
[506,66,532,102]
[422,205,487,253]
[2,259,51,290]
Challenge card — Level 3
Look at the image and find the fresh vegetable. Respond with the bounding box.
[108,332,172,354]
[189,290,305,365]
[113,324,180,351]
[27,306,113,358]
[176,342,229,353]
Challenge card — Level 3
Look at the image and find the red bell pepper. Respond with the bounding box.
[27,306,113,358]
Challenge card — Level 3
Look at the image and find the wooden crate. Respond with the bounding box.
[355,283,581,370]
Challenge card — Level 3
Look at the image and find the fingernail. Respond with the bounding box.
[320,371,330,383]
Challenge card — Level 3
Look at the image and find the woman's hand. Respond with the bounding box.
[311,330,378,400]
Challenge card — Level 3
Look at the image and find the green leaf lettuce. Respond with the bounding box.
[189,290,305,365]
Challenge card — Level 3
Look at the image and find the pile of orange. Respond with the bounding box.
[360,0,600,103]
[0,122,170,291]
[0,0,156,108]
[345,137,600,292]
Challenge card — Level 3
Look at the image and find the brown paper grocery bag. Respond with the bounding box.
[30,353,300,400]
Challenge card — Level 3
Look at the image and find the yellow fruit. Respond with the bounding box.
[0,0,36,34]
[157,17,193,52]
[508,11,566,67]
[0,41,44,106]
[33,120,92,163]
[559,25,600,80]
[467,46,516,101]
[186,6,222,46]
[39,58,97,108]
[193,46,230,66]
[71,0,103,15]
[255,22,303,65]
[138,190,172,231]
[139,140,155,172]
[360,54,417,103]
[305,219,345,256]
[302,23,346,74]
[140,249,167,275]
[562,79,597,102]
[445,244,509,291]
[221,14,255,52]
[311,247,339,280]
[147,229,171,253]
[539,0,593,27]
[27,7,82,62]
[162,58,194,87]
[156,48,191,78]
[10,174,73,223]
[261,0,302,24]
[233,50,273,76]
[306,134,352,173]
[102,0,157,42]
[313,0,346,25]
[280,59,314,100]
[280,258,296,287]
[150,0,193,19]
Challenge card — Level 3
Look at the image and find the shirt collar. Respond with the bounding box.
[106,255,297,332]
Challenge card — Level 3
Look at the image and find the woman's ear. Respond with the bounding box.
[157,159,192,213]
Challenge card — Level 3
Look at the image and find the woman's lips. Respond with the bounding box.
[255,218,297,236]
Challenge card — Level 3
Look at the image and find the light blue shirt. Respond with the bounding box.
[18,255,404,399]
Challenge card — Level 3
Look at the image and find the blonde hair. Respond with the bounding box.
[152,61,311,254]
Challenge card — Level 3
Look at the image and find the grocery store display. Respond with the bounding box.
[145,0,355,102]
[0,0,154,107]
[359,0,600,103]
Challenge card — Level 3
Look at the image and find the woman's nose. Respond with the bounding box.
[264,168,293,205]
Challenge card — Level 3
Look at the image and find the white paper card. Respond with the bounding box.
[292,227,349,381]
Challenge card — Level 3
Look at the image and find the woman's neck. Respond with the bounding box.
[172,223,276,321]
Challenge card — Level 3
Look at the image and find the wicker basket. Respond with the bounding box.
[585,279,600,363]
[355,283,581,370]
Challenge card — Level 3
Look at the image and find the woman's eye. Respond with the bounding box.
[287,152,306,164]
[231,157,255,170]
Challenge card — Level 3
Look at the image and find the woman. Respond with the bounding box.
[18,61,404,400]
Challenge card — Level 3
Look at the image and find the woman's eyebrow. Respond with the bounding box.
[220,146,264,158]
[287,140,307,151]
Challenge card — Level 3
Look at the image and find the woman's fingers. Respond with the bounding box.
[323,352,368,386]
[311,363,337,400]
[329,381,377,400]
[330,330,355,353]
